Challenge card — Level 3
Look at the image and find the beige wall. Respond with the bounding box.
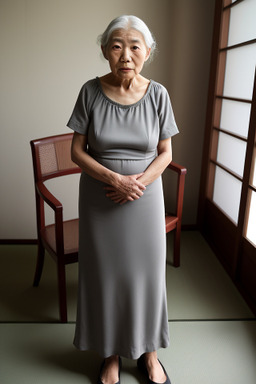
[163,0,215,224]
[0,0,215,239]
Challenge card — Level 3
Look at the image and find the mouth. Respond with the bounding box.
[119,68,133,71]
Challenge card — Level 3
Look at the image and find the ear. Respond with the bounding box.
[101,45,108,60]
[144,48,151,62]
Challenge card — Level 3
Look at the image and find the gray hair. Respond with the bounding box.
[98,15,157,61]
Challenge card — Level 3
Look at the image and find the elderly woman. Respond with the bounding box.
[67,15,178,384]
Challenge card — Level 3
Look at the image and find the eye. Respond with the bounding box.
[112,44,121,50]
[132,46,140,50]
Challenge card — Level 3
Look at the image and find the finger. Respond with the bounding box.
[135,188,144,196]
[128,187,144,197]
[128,191,142,200]
[134,172,144,179]
[134,180,146,191]
[134,173,146,186]
[107,192,133,202]
[108,195,123,203]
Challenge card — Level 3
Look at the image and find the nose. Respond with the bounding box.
[121,48,131,62]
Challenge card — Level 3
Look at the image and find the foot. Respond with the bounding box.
[100,355,120,384]
[144,352,167,383]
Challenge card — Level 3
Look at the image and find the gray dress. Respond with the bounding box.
[67,77,179,359]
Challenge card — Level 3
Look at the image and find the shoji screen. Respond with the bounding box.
[199,0,256,314]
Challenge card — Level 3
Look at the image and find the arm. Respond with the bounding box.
[71,132,146,202]
[138,137,172,186]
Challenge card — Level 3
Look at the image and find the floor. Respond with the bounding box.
[0,231,255,384]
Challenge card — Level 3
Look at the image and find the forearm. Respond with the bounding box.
[138,151,172,186]
[71,140,118,186]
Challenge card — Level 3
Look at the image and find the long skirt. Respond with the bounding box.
[73,156,169,359]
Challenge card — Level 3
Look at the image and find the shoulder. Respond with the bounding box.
[150,80,169,96]
[149,80,171,107]
[79,78,99,95]
[76,78,101,112]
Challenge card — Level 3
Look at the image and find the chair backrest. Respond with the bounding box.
[30,133,81,182]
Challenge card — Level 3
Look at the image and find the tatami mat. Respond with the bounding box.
[0,321,256,384]
[0,231,255,383]
[0,231,253,322]
[166,231,253,319]
[0,243,77,322]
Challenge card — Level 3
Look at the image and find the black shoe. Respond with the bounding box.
[137,355,171,384]
[97,356,122,384]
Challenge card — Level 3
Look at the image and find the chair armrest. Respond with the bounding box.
[167,161,187,175]
[36,181,63,212]
[166,161,187,223]
[36,181,64,254]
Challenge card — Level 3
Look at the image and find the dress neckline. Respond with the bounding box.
[96,77,152,109]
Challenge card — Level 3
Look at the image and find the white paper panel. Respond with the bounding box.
[220,99,250,138]
[246,191,256,246]
[223,44,256,100]
[216,132,246,177]
[213,166,242,224]
[228,0,256,46]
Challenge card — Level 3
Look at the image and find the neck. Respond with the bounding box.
[107,73,142,90]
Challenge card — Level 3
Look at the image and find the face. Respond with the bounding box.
[102,28,151,80]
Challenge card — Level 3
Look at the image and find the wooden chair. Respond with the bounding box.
[164,162,187,267]
[31,133,186,322]
[30,133,81,323]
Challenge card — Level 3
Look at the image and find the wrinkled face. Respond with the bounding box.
[102,28,151,80]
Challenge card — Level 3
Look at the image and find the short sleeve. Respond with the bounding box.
[67,84,90,135]
[158,85,179,140]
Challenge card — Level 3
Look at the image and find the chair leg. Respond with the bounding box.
[33,242,45,286]
[173,227,181,268]
[57,262,68,323]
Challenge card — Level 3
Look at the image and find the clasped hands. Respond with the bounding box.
[104,173,146,205]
